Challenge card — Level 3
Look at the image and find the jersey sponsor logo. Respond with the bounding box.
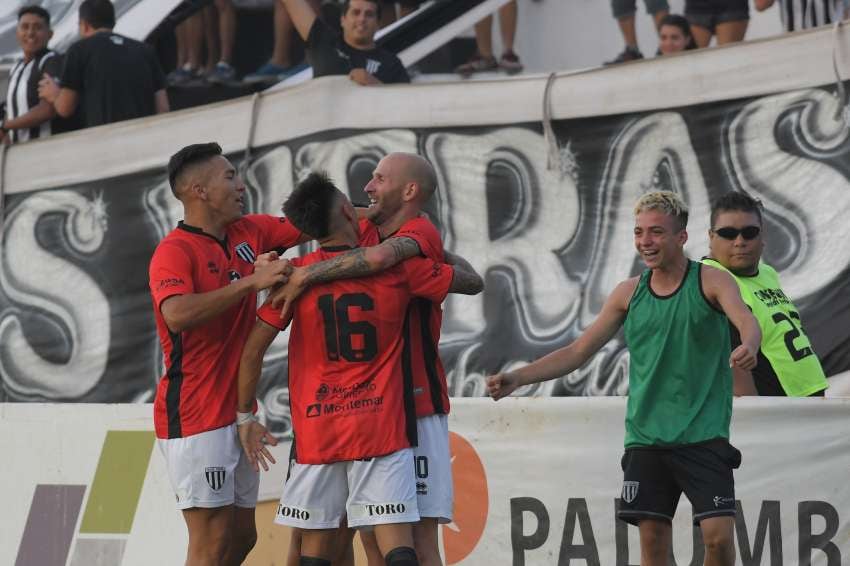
[365,502,406,516]
[366,59,382,75]
[754,288,792,307]
[316,383,330,401]
[234,242,256,264]
[207,261,219,274]
[205,466,226,491]
[320,395,384,416]
[306,403,321,418]
[228,270,241,283]
[416,481,428,495]
[622,481,639,503]
[277,504,311,520]
[157,277,184,290]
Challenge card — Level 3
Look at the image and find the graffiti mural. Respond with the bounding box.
[1,86,848,436]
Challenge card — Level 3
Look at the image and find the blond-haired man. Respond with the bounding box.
[487,191,761,566]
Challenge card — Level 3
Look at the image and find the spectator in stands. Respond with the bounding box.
[207,0,238,83]
[37,0,169,129]
[658,14,697,55]
[167,12,204,86]
[280,0,410,85]
[606,0,669,64]
[685,0,749,47]
[243,0,321,85]
[2,5,66,144]
[754,0,847,31]
[455,0,523,76]
[703,192,829,397]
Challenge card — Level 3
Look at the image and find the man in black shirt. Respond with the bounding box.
[38,0,168,128]
[282,0,410,85]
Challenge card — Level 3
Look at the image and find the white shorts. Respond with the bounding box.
[157,423,259,510]
[414,414,453,523]
[276,448,419,529]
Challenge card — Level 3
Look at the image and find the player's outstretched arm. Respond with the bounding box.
[703,267,762,370]
[160,259,292,333]
[487,278,636,400]
[445,251,484,295]
[237,319,281,472]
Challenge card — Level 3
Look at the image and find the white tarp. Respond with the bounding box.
[2,398,848,565]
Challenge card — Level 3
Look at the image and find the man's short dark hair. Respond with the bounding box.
[283,172,342,239]
[79,0,115,29]
[342,0,381,19]
[710,191,764,227]
[167,142,222,195]
[18,5,51,26]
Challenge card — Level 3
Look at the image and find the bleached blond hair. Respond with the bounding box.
[634,191,689,231]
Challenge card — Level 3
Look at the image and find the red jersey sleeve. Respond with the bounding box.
[401,257,453,303]
[247,214,303,251]
[394,217,443,261]
[149,241,194,311]
[256,255,302,330]
[257,300,290,331]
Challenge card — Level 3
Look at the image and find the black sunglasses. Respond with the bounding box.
[713,226,761,240]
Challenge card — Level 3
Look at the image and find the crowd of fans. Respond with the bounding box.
[2,0,848,145]
[608,0,848,62]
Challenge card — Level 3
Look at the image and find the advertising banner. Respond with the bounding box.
[2,399,848,565]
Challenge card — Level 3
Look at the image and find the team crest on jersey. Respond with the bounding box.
[622,481,639,503]
[234,242,256,264]
[205,467,226,491]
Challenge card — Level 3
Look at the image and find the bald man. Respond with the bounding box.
[268,153,478,566]
[149,142,309,566]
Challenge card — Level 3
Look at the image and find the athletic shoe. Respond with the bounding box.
[166,67,197,86]
[207,62,237,84]
[604,46,644,65]
[499,51,523,74]
[243,62,292,85]
[454,54,498,77]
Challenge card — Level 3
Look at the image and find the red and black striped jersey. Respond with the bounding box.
[258,245,453,464]
[149,215,301,439]
[359,217,451,418]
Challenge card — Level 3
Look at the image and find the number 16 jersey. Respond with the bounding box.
[258,246,454,464]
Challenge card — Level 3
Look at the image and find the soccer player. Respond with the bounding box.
[268,152,473,565]
[702,192,829,396]
[237,172,482,566]
[149,142,305,565]
[487,191,762,566]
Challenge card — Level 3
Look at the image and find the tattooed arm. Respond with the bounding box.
[445,251,484,295]
[269,237,423,314]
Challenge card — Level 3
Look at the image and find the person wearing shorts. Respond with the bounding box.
[149,142,303,565]
[606,0,670,64]
[685,0,749,47]
[268,153,483,565]
[487,191,762,566]
[237,172,482,566]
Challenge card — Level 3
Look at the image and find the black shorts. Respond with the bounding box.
[617,438,742,526]
[685,0,749,31]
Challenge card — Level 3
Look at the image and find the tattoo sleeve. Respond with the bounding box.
[449,259,484,295]
[303,237,422,285]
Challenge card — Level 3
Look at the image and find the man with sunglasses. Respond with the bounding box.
[702,192,829,397]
